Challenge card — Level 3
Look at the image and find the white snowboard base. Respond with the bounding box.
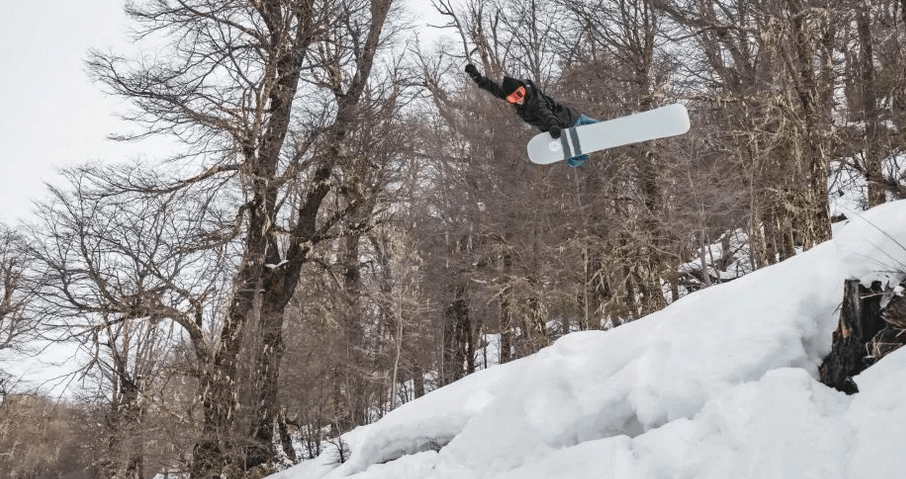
[527,104,691,165]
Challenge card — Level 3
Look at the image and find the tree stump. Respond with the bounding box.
[819,280,886,394]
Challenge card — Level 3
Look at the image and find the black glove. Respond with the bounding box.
[549,125,562,139]
[465,63,481,82]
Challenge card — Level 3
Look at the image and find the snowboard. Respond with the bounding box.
[526,104,691,165]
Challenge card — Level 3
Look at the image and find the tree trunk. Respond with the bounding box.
[856,3,885,207]
[523,296,549,354]
[277,407,298,464]
[790,0,833,248]
[412,364,426,398]
[442,289,471,385]
[192,370,242,477]
[499,297,513,365]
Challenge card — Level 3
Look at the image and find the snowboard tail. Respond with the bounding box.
[527,104,690,165]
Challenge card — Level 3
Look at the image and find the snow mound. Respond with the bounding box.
[273,200,906,479]
[835,199,906,285]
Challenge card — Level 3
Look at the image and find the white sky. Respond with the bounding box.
[0,1,451,226]
[0,1,137,224]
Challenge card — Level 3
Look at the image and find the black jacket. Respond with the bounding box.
[474,75,581,132]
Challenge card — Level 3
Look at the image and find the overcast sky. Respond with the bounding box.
[0,2,134,224]
[0,1,450,226]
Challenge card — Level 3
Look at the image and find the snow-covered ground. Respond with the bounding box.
[271,199,906,479]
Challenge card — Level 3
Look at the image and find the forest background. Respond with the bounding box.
[1,0,905,478]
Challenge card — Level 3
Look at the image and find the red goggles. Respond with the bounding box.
[506,86,526,104]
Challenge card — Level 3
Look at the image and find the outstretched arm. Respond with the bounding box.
[465,64,505,99]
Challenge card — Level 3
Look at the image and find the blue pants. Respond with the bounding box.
[566,114,599,168]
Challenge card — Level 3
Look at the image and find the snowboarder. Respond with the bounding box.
[465,63,598,167]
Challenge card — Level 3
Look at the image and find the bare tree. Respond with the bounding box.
[653,0,836,264]
[25,165,227,478]
[838,0,906,205]
[83,0,399,475]
[0,225,37,361]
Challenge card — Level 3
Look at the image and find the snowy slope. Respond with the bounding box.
[273,200,906,479]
